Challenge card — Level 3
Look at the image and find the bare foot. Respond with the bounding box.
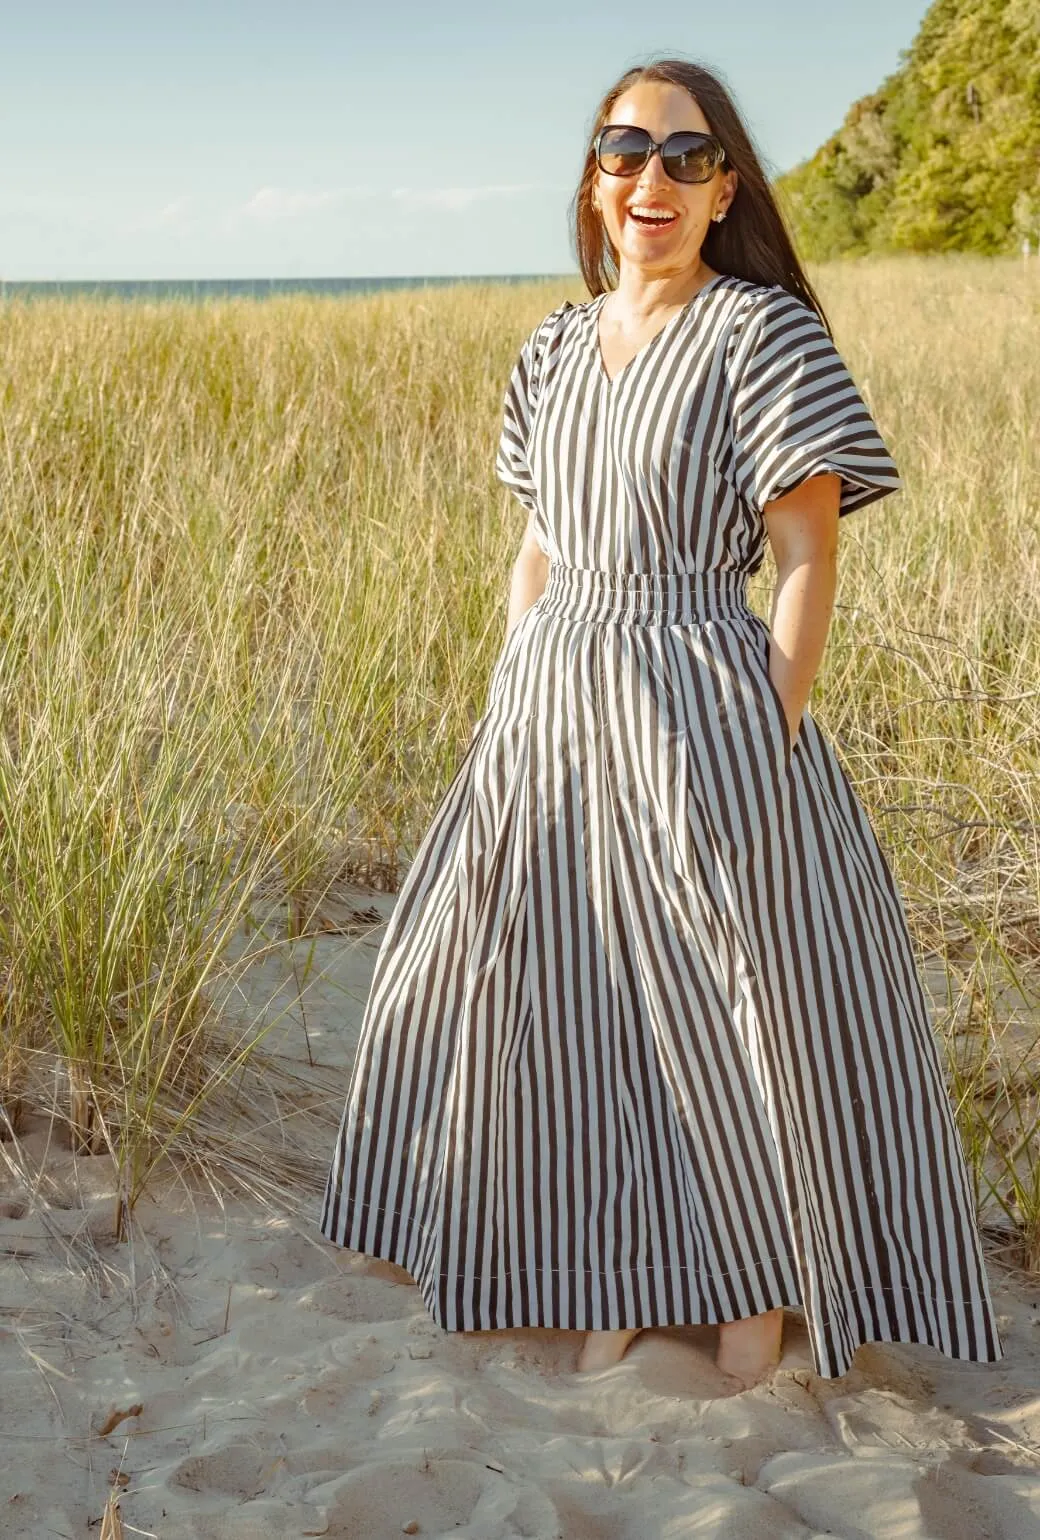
[576,1328,643,1371]
[715,1307,784,1389]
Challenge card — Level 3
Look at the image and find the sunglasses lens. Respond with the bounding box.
[597,127,724,183]
[597,126,651,176]
[662,133,723,183]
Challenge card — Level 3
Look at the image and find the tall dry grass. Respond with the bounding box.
[0,255,1037,1261]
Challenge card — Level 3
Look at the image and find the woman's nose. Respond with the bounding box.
[636,149,669,190]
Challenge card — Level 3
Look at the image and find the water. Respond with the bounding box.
[0,273,573,303]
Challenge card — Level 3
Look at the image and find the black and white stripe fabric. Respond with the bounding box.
[320,274,1004,1378]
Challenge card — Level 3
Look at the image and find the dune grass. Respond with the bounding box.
[0,254,1037,1264]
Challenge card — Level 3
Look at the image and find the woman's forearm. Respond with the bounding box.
[769,551,837,748]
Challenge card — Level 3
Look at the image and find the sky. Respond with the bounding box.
[0,0,932,281]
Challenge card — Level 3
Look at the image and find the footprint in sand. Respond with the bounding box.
[172,1441,288,1501]
[299,1269,420,1323]
[307,1455,561,1539]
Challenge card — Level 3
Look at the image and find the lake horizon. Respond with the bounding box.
[0,273,577,303]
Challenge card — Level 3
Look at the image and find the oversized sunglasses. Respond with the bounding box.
[594,124,726,185]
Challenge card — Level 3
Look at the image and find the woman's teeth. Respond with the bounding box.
[629,208,677,226]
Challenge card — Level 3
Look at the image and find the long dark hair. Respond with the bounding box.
[570,57,831,335]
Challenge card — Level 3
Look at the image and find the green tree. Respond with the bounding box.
[776,0,1040,258]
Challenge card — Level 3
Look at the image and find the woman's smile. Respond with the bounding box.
[627,202,680,232]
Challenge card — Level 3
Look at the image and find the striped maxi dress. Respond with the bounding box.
[320,273,1004,1379]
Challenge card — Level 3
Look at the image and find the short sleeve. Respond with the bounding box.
[494,301,573,517]
[495,324,541,515]
[728,288,901,519]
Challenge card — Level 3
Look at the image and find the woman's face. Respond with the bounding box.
[593,81,738,286]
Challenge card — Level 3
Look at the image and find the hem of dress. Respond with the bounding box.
[317,1209,1005,1381]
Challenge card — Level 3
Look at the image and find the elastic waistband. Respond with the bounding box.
[535,564,750,625]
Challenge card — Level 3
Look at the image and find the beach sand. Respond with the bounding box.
[2,896,1040,1539]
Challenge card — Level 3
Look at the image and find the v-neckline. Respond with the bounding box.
[593,274,729,388]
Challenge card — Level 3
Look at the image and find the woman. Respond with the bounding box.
[321,58,1004,1389]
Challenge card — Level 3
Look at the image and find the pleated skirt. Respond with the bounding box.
[320,563,1004,1379]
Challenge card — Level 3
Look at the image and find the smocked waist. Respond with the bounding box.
[535,564,750,625]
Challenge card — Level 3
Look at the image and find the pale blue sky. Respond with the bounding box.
[1,0,930,280]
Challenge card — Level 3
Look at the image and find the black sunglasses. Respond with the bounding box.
[594,124,726,185]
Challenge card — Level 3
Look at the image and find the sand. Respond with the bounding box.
[2,895,1040,1539]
